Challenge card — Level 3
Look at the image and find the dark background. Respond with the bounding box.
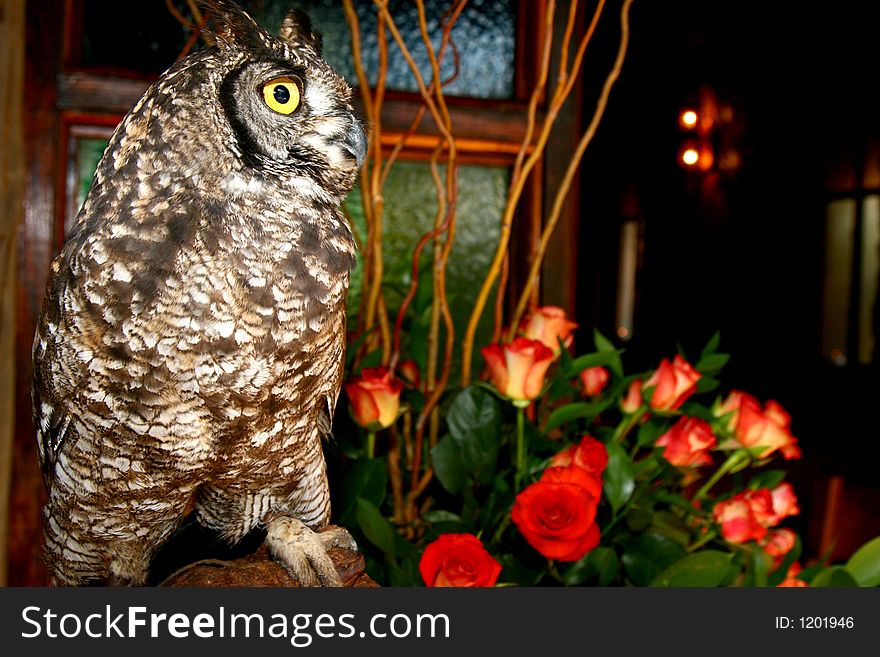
[577,0,880,558]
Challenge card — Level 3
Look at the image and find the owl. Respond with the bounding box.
[31,0,366,586]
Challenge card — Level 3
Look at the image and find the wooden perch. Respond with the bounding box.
[159,526,378,588]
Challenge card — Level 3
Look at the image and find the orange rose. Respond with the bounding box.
[776,562,809,587]
[344,367,403,429]
[715,391,801,460]
[655,416,717,467]
[770,482,800,522]
[550,435,608,478]
[481,337,554,402]
[621,379,644,414]
[512,465,601,561]
[419,533,502,587]
[520,306,578,354]
[741,488,777,527]
[762,528,797,562]
[643,355,701,411]
[579,366,610,397]
[713,496,768,543]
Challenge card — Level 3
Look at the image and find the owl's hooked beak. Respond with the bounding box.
[344,119,368,169]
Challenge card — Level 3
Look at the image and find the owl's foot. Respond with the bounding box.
[265,517,357,587]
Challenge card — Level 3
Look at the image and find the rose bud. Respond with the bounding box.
[419,533,502,587]
[344,367,403,430]
[621,379,644,414]
[520,306,578,355]
[643,355,701,411]
[398,359,421,390]
[481,337,554,403]
[579,366,610,397]
[776,562,809,587]
[762,528,797,562]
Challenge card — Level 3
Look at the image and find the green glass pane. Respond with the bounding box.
[345,161,508,378]
[75,138,109,215]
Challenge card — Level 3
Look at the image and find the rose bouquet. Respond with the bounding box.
[330,307,880,588]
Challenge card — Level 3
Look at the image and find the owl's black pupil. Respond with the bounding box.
[273,85,291,104]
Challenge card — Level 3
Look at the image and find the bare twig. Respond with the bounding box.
[510,0,631,330]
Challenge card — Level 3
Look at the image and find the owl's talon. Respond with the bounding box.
[266,517,346,587]
[318,525,357,552]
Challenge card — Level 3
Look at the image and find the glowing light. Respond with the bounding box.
[681,148,700,167]
[617,326,630,339]
[680,109,698,129]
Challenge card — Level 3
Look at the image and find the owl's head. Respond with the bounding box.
[186,0,367,200]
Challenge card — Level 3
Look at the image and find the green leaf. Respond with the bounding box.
[845,535,880,587]
[750,545,770,587]
[810,565,859,587]
[636,420,667,448]
[650,551,732,587]
[355,498,397,557]
[544,400,611,433]
[422,510,464,525]
[562,547,620,586]
[604,442,636,513]
[621,532,688,586]
[695,352,731,374]
[566,349,626,377]
[446,386,502,484]
[747,469,787,491]
[650,510,692,546]
[700,331,722,359]
[334,458,388,525]
[447,386,502,445]
[431,435,466,495]
[695,376,721,394]
[594,329,624,377]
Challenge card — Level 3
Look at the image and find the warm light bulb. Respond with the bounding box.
[681,148,700,167]
[680,109,698,129]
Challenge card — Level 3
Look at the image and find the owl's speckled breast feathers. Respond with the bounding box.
[32,0,366,586]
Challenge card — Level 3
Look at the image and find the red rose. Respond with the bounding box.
[715,391,801,460]
[579,366,610,397]
[655,416,717,467]
[550,435,609,478]
[344,367,403,429]
[419,533,502,587]
[481,337,554,402]
[512,466,601,561]
[713,497,768,543]
[621,379,643,414]
[520,306,578,354]
[643,355,701,411]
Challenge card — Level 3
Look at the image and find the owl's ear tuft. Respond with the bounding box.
[196,0,268,50]
[279,9,323,55]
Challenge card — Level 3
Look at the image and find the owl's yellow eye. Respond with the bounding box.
[262,77,301,115]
